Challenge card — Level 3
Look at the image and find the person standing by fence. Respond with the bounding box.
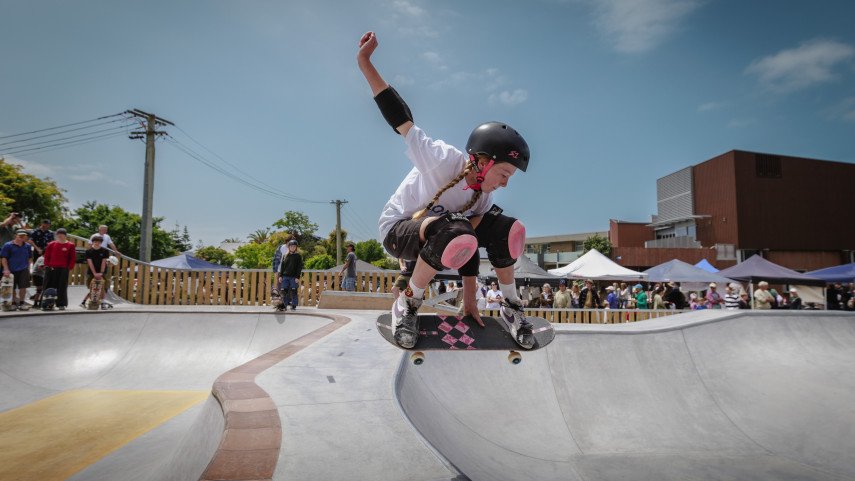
[579,279,600,309]
[340,243,357,292]
[724,285,740,310]
[43,228,76,310]
[278,239,303,311]
[605,285,618,309]
[553,280,572,308]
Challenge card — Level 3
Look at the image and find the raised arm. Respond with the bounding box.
[357,31,413,137]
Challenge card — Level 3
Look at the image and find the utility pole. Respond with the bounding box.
[127,109,173,262]
[330,200,348,264]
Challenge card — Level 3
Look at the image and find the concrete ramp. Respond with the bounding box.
[0,311,331,481]
[397,312,855,481]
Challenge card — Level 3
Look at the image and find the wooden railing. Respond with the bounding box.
[482,308,681,324]
[66,235,399,307]
[63,235,687,322]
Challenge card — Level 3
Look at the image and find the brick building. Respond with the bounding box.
[610,150,855,272]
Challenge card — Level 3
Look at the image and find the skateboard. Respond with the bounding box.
[88,279,103,310]
[1,276,14,311]
[377,313,555,365]
[41,288,57,311]
[271,286,285,311]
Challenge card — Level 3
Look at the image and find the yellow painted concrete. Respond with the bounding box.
[0,389,210,481]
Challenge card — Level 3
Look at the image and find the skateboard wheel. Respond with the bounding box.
[508,351,522,365]
[411,352,425,365]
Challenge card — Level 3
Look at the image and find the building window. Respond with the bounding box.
[756,154,782,178]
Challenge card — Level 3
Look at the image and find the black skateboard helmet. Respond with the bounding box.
[287,239,298,246]
[465,122,530,172]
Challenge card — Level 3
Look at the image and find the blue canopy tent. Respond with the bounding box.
[807,263,855,283]
[150,254,233,270]
[694,258,719,273]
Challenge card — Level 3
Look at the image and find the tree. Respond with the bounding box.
[234,242,275,269]
[66,201,177,260]
[181,226,192,252]
[170,222,193,252]
[272,211,318,249]
[195,246,235,267]
[0,158,68,225]
[222,237,242,243]
[247,228,271,244]
[304,254,336,270]
[355,239,386,263]
[320,229,348,261]
[582,233,613,257]
[372,258,399,270]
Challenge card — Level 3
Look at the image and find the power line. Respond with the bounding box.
[163,136,326,204]
[2,129,131,157]
[1,123,135,154]
[0,117,133,147]
[341,207,375,241]
[0,113,126,140]
[169,125,326,205]
[344,203,378,238]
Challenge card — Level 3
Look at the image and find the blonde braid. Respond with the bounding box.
[411,162,477,220]
[459,189,483,213]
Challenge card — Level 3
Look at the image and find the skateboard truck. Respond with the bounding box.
[409,350,524,366]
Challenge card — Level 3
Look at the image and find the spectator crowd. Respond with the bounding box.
[1,212,120,311]
[436,277,854,312]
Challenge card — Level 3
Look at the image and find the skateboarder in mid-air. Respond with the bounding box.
[357,31,534,349]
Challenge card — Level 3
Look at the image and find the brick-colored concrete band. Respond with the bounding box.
[199,313,350,481]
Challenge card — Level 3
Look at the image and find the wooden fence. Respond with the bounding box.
[66,235,398,307]
[63,235,683,322]
[481,308,680,324]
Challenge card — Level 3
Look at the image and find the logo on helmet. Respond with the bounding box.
[509,151,519,159]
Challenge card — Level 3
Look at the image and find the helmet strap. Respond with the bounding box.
[463,156,494,192]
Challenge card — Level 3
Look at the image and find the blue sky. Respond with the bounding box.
[2,0,853,251]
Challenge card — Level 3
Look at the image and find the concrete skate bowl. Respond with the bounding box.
[0,310,334,481]
[396,312,855,481]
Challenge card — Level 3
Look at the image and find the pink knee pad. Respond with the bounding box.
[440,234,478,269]
[508,220,525,259]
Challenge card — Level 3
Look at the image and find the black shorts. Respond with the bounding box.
[12,269,30,289]
[382,219,424,261]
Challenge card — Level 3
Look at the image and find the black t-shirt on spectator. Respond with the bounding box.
[85,247,110,274]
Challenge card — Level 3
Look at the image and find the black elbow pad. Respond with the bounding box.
[374,86,413,134]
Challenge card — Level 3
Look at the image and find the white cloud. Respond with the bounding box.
[396,25,438,38]
[393,0,425,16]
[427,67,526,105]
[825,97,855,121]
[70,172,105,181]
[728,118,757,128]
[3,156,54,177]
[392,74,415,86]
[489,89,529,106]
[430,68,508,91]
[423,51,441,63]
[745,39,855,92]
[591,0,703,53]
[697,101,723,112]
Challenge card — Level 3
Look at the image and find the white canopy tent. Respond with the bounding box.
[548,249,648,281]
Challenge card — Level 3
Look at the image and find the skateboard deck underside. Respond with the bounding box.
[41,288,57,309]
[377,314,554,351]
[88,280,102,310]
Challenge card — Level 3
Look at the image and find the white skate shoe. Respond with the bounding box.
[500,299,535,349]
[391,294,422,349]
